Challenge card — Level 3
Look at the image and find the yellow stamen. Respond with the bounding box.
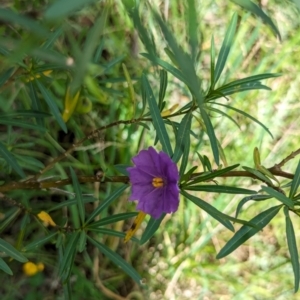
[152,177,164,188]
[124,211,147,243]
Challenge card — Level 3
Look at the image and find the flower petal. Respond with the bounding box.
[131,147,161,177]
[127,167,153,184]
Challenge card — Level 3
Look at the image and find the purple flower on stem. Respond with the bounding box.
[127,147,180,219]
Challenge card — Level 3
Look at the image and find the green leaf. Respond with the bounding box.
[0,110,51,119]
[289,160,300,199]
[0,67,14,88]
[0,9,48,37]
[261,186,294,208]
[173,112,192,163]
[71,5,109,94]
[29,81,44,128]
[48,196,96,212]
[187,0,199,62]
[181,190,234,232]
[284,206,300,292]
[140,214,165,245]
[214,102,273,138]
[0,118,46,132]
[0,238,28,263]
[87,212,138,228]
[231,0,281,40]
[185,185,257,194]
[0,257,13,275]
[214,13,238,86]
[85,185,128,224]
[87,236,142,284]
[87,228,139,242]
[142,74,173,156]
[217,205,282,259]
[242,166,273,185]
[0,208,20,234]
[58,232,80,280]
[70,167,85,225]
[179,133,191,177]
[158,69,168,108]
[35,80,67,133]
[235,194,271,218]
[186,164,240,186]
[45,0,99,19]
[0,141,25,178]
[23,232,58,252]
[153,10,203,104]
[215,73,281,91]
[78,230,87,253]
[200,108,219,165]
[210,35,216,87]
[141,53,186,84]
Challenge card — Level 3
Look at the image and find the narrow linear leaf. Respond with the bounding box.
[87,228,139,243]
[140,213,165,245]
[242,166,273,185]
[210,35,216,88]
[158,69,168,108]
[217,205,282,259]
[87,236,142,284]
[23,232,58,252]
[70,167,85,225]
[284,206,300,292]
[179,132,191,177]
[0,119,46,132]
[48,196,96,212]
[58,232,80,279]
[181,190,234,232]
[231,0,281,40]
[214,13,238,85]
[0,238,28,263]
[36,80,67,133]
[173,112,192,163]
[0,67,14,88]
[85,185,128,224]
[0,141,25,178]
[200,108,219,165]
[0,8,48,37]
[45,0,99,19]
[0,257,13,275]
[142,74,173,156]
[0,110,51,119]
[29,81,44,127]
[187,0,198,62]
[289,160,300,199]
[185,185,256,194]
[186,164,240,186]
[215,73,281,91]
[141,53,186,84]
[235,194,271,218]
[261,186,294,208]
[87,212,138,228]
[71,5,109,94]
[0,208,20,234]
[214,102,273,138]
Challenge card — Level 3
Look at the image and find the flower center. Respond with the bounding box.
[152,177,164,188]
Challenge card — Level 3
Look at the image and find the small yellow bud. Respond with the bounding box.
[37,211,56,227]
[23,262,44,276]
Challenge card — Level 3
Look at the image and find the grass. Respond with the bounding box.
[0,0,300,299]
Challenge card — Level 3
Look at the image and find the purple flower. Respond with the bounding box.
[127,147,180,219]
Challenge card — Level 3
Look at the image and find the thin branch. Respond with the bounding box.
[274,147,300,169]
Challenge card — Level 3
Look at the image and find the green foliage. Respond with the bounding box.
[0,0,300,299]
